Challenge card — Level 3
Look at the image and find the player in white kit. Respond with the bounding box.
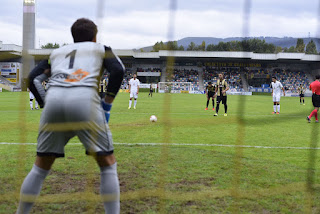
[27,88,39,110]
[271,76,285,114]
[17,18,125,214]
[128,74,140,109]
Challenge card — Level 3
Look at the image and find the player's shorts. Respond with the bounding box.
[37,87,114,158]
[130,91,138,99]
[312,94,320,107]
[208,92,215,98]
[216,96,227,104]
[273,94,281,102]
[300,93,305,98]
[29,92,35,100]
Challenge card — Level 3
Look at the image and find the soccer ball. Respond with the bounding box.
[150,115,157,122]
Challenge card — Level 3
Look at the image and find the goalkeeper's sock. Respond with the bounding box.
[100,163,120,214]
[29,101,33,109]
[134,100,137,108]
[129,100,132,108]
[206,100,209,108]
[17,165,50,214]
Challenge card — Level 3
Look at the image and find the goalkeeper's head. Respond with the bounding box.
[71,18,98,43]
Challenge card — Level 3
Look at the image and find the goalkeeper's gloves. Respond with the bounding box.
[101,100,112,123]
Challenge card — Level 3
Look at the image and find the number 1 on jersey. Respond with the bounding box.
[66,50,77,69]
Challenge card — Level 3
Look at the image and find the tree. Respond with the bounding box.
[306,40,317,54]
[199,41,206,51]
[187,42,196,51]
[275,46,282,53]
[167,41,178,50]
[178,45,184,51]
[206,44,216,51]
[41,43,60,49]
[288,46,296,53]
[296,38,305,53]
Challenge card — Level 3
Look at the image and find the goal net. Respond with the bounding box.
[158,82,192,93]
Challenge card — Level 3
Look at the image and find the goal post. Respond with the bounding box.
[158,82,192,93]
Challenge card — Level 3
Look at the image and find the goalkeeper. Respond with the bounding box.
[17,18,125,214]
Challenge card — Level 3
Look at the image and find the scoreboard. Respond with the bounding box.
[0,62,21,83]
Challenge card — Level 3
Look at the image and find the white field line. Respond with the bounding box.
[0,142,320,150]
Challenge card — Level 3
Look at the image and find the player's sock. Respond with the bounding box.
[129,100,132,108]
[300,98,301,103]
[212,101,214,109]
[224,104,227,113]
[303,99,305,104]
[315,111,318,121]
[100,163,120,214]
[216,104,220,113]
[277,105,280,113]
[134,100,137,108]
[309,109,317,118]
[29,101,33,110]
[273,105,276,113]
[16,165,50,214]
[206,100,209,108]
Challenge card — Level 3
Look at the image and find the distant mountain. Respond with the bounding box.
[140,37,320,52]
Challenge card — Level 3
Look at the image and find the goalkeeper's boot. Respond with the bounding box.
[307,116,311,123]
[214,113,218,116]
[205,107,208,110]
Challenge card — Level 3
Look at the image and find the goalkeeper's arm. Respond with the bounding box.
[101,46,125,123]
[28,60,51,108]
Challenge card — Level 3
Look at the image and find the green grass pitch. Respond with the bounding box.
[0,91,320,213]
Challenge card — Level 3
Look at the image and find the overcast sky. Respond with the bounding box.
[0,0,319,49]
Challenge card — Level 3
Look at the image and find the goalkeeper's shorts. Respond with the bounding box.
[37,87,114,158]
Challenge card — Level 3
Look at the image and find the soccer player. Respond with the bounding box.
[128,73,140,109]
[148,84,153,97]
[205,82,215,110]
[271,76,285,114]
[214,73,229,116]
[298,84,305,105]
[27,88,39,110]
[16,18,125,214]
[306,75,320,123]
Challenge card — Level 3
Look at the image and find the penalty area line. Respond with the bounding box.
[0,142,320,150]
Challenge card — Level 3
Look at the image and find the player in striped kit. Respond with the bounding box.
[17,18,125,214]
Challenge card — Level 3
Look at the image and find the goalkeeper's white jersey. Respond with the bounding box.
[49,42,105,88]
[129,78,140,92]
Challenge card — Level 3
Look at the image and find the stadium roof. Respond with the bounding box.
[1,43,320,62]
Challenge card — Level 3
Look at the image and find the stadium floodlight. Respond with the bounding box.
[24,0,35,3]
